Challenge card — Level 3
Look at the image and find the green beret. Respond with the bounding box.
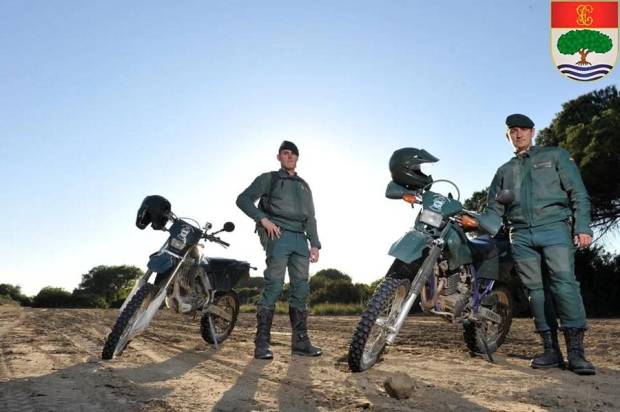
[506,113,534,128]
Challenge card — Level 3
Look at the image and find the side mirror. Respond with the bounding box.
[496,189,515,206]
[223,222,235,232]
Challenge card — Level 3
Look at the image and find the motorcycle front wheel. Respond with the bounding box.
[200,290,240,344]
[348,277,410,372]
[463,285,513,355]
[101,283,155,360]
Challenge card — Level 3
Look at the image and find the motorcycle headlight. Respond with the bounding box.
[420,209,443,228]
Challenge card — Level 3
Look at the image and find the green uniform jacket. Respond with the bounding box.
[483,146,593,236]
[236,169,321,249]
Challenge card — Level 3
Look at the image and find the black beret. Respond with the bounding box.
[279,140,299,155]
[506,113,534,128]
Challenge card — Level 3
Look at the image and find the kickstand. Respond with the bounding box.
[477,327,495,363]
[207,314,219,350]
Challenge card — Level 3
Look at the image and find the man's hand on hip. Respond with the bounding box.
[260,218,281,239]
[574,233,593,249]
[309,247,320,263]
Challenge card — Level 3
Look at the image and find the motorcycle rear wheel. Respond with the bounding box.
[200,290,240,344]
[102,283,155,360]
[348,277,410,372]
[463,285,513,355]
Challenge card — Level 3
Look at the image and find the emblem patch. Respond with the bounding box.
[551,1,618,81]
[533,161,553,169]
[430,194,447,212]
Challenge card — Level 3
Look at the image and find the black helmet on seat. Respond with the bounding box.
[389,148,438,190]
[136,195,172,230]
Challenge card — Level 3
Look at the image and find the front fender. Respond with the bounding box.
[388,230,431,264]
[147,252,176,273]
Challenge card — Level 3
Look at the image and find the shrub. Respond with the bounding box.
[32,287,75,308]
[0,284,32,306]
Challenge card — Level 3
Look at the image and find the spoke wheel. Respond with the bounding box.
[200,291,240,344]
[348,277,410,372]
[463,285,513,355]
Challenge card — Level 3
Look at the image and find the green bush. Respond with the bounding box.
[0,294,20,306]
[236,287,261,305]
[310,280,362,305]
[72,265,142,308]
[0,284,32,306]
[32,287,75,308]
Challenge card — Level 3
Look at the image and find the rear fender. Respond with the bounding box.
[388,230,431,264]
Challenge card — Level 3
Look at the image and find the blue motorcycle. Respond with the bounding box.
[102,195,254,360]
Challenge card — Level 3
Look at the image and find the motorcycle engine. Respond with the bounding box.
[166,259,207,314]
[432,264,470,321]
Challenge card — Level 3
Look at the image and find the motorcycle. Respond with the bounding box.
[347,179,516,372]
[101,195,254,360]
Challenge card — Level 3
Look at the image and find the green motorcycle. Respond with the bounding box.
[348,148,517,372]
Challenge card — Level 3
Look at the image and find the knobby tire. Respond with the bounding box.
[101,283,155,360]
[348,277,410,372]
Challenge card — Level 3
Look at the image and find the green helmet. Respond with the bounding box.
[389,148,438,190]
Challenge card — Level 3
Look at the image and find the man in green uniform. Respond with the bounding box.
[236,140,322,359]
[482,114,595,375]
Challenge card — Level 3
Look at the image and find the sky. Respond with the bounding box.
[1,1,618,296]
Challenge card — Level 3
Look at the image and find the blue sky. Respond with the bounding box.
[1,1,618,296]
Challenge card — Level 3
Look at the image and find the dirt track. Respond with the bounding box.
[0,306,619,411]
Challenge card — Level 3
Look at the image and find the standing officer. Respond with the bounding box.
[236,140,322,360]
[482,114,595,375]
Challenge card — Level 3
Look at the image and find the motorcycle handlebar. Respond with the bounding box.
[217,239,230,247]
[204,234,230,248]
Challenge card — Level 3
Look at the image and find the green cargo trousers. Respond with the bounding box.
[510,221,587,331]
[257,229,310,309]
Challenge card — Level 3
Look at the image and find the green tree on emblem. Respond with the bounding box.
[557,29,613,66]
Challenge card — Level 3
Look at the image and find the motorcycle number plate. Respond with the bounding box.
[478,306,502,324]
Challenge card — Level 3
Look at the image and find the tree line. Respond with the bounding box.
[3,254,620,316]
[0,266,378,310]
[0,265,142,309]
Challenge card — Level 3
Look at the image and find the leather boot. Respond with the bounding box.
[530,330,565,369]
[254,305,274,359]
[563,328,596,375]
[289,307,321,356]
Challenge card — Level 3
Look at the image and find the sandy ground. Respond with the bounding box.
[0,305,619,412]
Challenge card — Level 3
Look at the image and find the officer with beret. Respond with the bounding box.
[481,114,595,374]
[236,140,322,359]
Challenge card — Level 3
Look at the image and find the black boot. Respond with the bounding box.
[530,330,565,369]
[289,307,321,357]
[563,328,596,375]
[254,305,274,360]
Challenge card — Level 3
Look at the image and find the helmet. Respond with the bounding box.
[136,195,172,230]
[389,148,438,190]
